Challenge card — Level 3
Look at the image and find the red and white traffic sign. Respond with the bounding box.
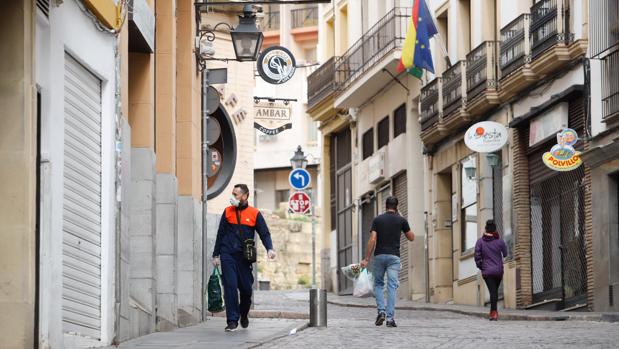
[288,191,311,215]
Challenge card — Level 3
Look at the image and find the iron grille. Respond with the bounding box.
[263,11,280,31]
[442,61,463,118]
[589,0,619,58]
[420,78,440,131]
[307,57,338,109]
[291,6,318,29]
[466,41,497,101]
[500,14,528,78]
[602,49,619,120]
[530,0,571,60]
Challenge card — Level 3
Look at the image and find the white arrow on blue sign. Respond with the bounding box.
[289,168,311,190]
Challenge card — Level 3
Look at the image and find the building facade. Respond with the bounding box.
[308,0,427,300]
[1,0,259,348]
[420,0,597,311]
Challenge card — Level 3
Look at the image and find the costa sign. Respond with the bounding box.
[542,128,582,171]
[464,121,508,153]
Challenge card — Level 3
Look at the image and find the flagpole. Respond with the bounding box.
[423,0,452,68]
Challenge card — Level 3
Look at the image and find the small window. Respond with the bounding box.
[276,189,290,204]
[394,104,406,138]
[377,116,389,149]
[362,128,374,160]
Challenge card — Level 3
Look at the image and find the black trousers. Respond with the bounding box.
[484,276,502,312]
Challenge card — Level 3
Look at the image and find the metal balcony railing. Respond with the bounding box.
[307,56,338,109]
[263,11,280,31]
[291,6,318,29]
[530,0,571,60]
[466,41,498,101]
[420,78,440,131]
[442,61,464,117]
[590,0,619,58]
[602,49,619,120]
[335,7,409,92]
[500,14,529,77]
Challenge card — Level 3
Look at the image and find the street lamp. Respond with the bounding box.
[464,157,477,180]
[290,145,308,169]
[196,4,263,67]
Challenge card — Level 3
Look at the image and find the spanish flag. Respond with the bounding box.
[397,0,438,79]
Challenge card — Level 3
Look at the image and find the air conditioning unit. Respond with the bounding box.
[368,150,386,184]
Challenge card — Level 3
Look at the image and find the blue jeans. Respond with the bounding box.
[373,254,400,320]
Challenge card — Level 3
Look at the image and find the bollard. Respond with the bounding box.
[309,288,327,327]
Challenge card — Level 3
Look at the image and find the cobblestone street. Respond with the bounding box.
[256,292,619,349]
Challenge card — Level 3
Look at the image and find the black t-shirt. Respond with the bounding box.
[371,211,411,257]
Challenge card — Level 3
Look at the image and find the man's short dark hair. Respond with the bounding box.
[234,184,250,196]
[385,196,399,210]
[485,219,497,232]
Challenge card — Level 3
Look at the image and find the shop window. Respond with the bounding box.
[461,155,478,252]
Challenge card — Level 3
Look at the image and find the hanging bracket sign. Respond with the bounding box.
[464,121,509,153]
[542,128,582,171]
[257,46,296,85]
[254,103,292,136]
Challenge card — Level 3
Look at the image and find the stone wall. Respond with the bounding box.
[257,207,322,290]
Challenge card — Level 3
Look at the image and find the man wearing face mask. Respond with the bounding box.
[212,184,276,332]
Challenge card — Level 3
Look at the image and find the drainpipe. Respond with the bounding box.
[201,70,209,322]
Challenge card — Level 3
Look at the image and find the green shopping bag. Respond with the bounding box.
[207,267,225,313]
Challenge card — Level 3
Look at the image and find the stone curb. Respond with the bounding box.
[246,322,310,349]
[327,299,607,322]
[209,310,309,320]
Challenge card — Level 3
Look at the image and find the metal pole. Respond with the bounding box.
[311,190,317,289]
[201,69,209,322]
[424,211,430,303]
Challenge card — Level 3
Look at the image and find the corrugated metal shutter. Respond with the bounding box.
[62,53,102,339]
[394,172,409,281]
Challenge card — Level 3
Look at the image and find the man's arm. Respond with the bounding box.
[212,211,227,257]
[255,211,274,252]
[360,231,377,268]
[403,219,414,241]
[404,230,415,241]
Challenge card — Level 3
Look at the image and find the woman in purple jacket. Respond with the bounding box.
[475,219,508,321]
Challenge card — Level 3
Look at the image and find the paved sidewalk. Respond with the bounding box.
[327,293,619,322]
[102,317,307,349]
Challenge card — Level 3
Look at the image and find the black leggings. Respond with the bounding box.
[484,276,502,311]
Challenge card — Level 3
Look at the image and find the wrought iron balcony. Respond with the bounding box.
[441,61,465,118]
[291,6,318,29]
[500,14,529,78]
[590,0,619,58]
[335,7,408,92]
[308,56,338,109]
[530,0,571,60]
[602,49,619,120]
[420,78,440,131]
[466,41,498,102]
[263,11,280,31]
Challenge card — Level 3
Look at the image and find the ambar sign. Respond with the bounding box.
[255,106,290,120]
[254,105,293,136]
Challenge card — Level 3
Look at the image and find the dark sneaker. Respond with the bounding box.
[225,322,238,332]
[240,315,249,328]
[375,312,386,326]
[386,319,397,328]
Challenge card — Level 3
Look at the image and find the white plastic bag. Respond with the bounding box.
[340,263,361,281]
[353,269,374,298]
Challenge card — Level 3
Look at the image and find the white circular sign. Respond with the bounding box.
[464,121,508,153]
[257,46,296,84]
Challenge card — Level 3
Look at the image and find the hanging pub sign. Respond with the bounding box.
[542,128,582,171]
[257,46,296,85]
[254,104,292,135]
[464,121,509,153]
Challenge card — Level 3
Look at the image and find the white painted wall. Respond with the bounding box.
[35,1,117,348]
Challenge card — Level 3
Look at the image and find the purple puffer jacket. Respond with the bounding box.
[474,232,507,278]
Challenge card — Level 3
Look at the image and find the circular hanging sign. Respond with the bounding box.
[464,121,509,153]
[257,46,296,85]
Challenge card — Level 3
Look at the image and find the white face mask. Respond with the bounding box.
[230,196,241,207]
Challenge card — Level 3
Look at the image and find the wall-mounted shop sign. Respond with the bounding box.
[542,128,582,171]
[254,104,292,135]
[529,102,569,147]
[257,46,296,84]
[464,121,509,153]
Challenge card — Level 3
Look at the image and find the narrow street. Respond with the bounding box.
[105,291,619,349]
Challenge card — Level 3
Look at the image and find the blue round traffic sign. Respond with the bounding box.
[289,168,311,190]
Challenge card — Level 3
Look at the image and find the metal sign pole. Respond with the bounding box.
[311,190,316,289]
[201,69,209,322]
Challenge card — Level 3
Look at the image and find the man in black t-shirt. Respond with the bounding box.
[360,196,414,328]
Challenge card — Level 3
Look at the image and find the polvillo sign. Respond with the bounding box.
[542,128,582,171]
[464,121,508,153]
[254,104,292,135]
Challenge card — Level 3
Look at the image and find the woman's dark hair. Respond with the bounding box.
[234,184,250,196]
[385,196,399,210]
[485,219,497,233]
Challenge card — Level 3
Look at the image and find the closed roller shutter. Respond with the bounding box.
[62,53,102,339]
[394,172,409,281]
